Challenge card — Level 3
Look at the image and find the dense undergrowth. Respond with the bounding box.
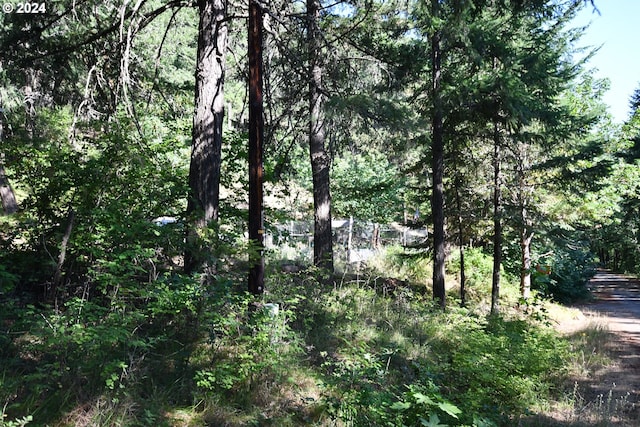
[0,241,603,427]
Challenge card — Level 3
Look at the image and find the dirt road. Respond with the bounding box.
[586,271,640,339]
[579,270,640,423]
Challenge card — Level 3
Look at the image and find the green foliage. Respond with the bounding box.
[332,150,404,223]
[190,280,304,409]
[0,250,596,426]
[533,238,596,303]
[382,245,432,286]
[318,340,396,424]
[585,114,640,273]
[0,268,218,424]
[431,312,569,424]
[415,306,561,424]
[0,411,32,427]
[0,263,19,293]
[0,0,633,425]
[254,265,571,426]
[456,248,495,290]
[220,129,249,213]
[391,383,463,427]
[1,296,150,422]
[447,247,522,306]
[1,108,189,294]
[447,248,505,300]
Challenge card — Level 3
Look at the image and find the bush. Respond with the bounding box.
[534,243,596,303]
[447,247,520,304]
[432,313,569,424]
[381,245,432,286]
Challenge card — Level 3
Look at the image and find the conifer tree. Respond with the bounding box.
[185,0,228,274]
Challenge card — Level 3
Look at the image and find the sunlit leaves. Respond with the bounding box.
[331,150,403,223]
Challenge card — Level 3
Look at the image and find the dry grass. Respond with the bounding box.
[520,303,640,426]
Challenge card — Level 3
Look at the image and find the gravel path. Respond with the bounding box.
[586,271,640,338]
[579,270,640,423]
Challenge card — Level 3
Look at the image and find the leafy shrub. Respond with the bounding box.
[382,245,432,286]
[447,247,494,299]
[435,314,569,423]
[390,383,463,427]
[0,412,32,427]
[191,281,304,405]
[534,242,596,303]
[331,150,404,224]
[0,264,18,294]
[269,266,566,426]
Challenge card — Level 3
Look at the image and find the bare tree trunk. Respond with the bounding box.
[0,97,18,215]
[455,181,466,307]
[185,0,227,274]
[248,0,265,294]
[308,0,333,273]
[0,163,18,215]
[430,0,446,308]
[518,144,534,300]
[491,121,502,315]
[347,216,353,264]
[372,223,381,250]
[24,69,38,139]
[51,208,75,300]
[520,228,533,300]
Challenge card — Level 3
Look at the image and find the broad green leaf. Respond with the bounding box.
[437,401,462,418]
[420,414,447,427]
[413,392,435,406]
[390,401,412,411]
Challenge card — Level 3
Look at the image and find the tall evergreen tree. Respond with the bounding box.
[307,0,334,272]
[248,0,265,293]
[630,86,640,119]
[185,0,228,274]
[429,0,446,308]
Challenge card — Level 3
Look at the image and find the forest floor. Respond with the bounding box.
[543,270,640,426]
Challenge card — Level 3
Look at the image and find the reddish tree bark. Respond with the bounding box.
[248,0,265,294]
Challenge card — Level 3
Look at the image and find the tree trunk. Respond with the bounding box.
[184,0,227,274]
[308,0,333,272]
[520,228,533,300]
[491,121,502,315]
[518,146,533,301]
[455,182,466,307]
[430,0,446,308]
[347,216,353,264]
[372,223,381,250]
[248,0,265,294]
[51,208,75,300]
[0,163,18,215]
[0,101,18,215]
[24,69,38,139]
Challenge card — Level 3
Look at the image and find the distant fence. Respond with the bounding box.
[266,218,428,264]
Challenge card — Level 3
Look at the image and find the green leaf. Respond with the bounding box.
[413,391,435,406]
[437,401,461,418]
[420,414,447,427]
[390,401,412,411]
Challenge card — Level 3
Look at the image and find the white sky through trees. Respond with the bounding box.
[572,0,640,123]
